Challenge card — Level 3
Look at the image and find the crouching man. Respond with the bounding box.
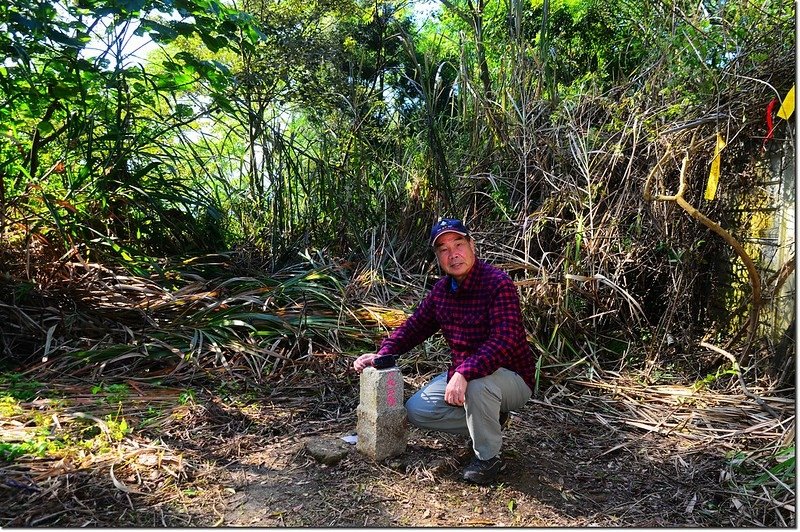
[353,218,535,484]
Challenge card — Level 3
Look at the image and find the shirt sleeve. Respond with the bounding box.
[454,277,526,381]
[377,288,441,356]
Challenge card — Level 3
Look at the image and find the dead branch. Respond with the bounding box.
[644,134,762,368]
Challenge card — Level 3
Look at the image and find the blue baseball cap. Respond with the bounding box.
[430,218,470,245]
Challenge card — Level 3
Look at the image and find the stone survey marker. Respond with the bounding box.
[356,366,407,460]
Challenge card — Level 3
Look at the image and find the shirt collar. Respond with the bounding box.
[448,260,481,293]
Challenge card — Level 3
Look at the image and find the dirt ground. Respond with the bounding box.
[214,410,736,527]
[2,369,790,528]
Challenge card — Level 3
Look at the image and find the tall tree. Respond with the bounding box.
[0,0,264,262]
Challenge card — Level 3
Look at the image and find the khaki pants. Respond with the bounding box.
[405,367,532,460]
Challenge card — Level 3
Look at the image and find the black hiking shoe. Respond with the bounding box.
[462,456,505,485]
[499,411,510,429]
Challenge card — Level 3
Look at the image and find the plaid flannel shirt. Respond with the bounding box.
[377,260,536,390]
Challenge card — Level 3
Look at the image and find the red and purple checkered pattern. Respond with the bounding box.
[377,260,536,390]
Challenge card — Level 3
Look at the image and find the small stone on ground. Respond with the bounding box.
[305,437,350,465]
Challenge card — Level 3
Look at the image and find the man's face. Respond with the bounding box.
[433,232,476,283]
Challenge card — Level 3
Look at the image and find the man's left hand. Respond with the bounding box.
[444,372,467,406]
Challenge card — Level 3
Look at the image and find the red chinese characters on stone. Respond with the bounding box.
[386,373,397,407]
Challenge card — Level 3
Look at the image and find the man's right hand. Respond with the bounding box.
[353,353,378,373]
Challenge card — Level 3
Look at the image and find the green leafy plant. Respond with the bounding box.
[105,414,131,442]
[692,365,739,392]
[0,374,44,402]
[91,383,131,404]
[179,389,197,405]
[749,445,795,493]
[0,396,22,417]
[0,441,47,461]
[507,498,517,513]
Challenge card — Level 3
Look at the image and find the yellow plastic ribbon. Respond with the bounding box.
[704,132,726,201]
[777,84,795,120]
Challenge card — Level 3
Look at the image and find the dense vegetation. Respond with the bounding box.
[0,0,795,525]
